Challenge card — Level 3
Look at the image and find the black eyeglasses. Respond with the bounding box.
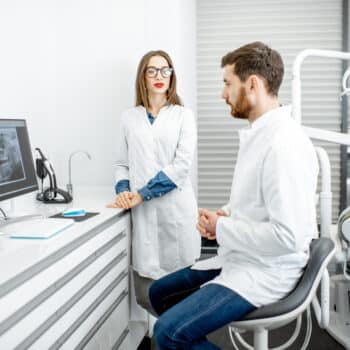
[145,66,173,78]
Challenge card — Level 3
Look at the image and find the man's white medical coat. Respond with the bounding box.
[192,106,319,307]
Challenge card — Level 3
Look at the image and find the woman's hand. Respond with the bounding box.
[107,191,144,209]
[107,191,134,209]
[129,192,143,208]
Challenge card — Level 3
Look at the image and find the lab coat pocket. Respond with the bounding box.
[155,185,199,273]
[158,221,179,271]
[156,194,179,271]
[172,187,200,266]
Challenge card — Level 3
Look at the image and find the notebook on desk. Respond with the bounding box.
[8,218,75,239]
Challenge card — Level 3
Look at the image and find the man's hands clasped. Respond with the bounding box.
[196,208,227,240]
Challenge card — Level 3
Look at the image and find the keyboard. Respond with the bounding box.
[6,218,75,239]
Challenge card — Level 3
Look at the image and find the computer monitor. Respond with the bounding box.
[0,119,38,202]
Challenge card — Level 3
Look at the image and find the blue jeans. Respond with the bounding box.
[149,266,256,350]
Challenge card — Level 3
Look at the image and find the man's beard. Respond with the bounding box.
[226,87,252,119]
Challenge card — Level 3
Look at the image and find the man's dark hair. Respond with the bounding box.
[221,42,284,96]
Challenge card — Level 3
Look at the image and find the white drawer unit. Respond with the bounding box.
[82,290,129,350]
[113,329,129,350]
[0,208,133,350]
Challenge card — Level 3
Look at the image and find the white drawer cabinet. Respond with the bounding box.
[115,331,129,350]
[0,210,132,350]
[83,291,129,350]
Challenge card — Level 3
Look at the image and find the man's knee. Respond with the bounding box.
[153,318,166,347]
[153,317,177,349]
[154,312,196,349]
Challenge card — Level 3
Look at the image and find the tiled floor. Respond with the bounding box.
[138,311,345,349]
[207,312,345,349]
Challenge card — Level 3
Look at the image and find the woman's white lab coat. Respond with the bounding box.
[115,104,201,279]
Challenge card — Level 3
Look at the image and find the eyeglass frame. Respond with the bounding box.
[145,66,173,78]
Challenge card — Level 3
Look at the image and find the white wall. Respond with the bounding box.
[0,0,196,200]
[144,0,197,193]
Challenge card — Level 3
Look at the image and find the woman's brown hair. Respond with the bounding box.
[135,50,182,109]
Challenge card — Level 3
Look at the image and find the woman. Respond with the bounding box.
[109,50,200,309]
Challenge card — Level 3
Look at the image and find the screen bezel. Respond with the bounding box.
[0,118,38,202]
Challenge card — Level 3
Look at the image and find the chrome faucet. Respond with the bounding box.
[67,150,91,197]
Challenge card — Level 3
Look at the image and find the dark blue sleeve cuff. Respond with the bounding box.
[115,179,130,194]
[138,171,176,201]
[138,186,153,201]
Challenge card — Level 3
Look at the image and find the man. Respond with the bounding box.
[149,41,319,350]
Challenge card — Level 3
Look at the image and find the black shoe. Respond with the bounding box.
[137,336,152,350]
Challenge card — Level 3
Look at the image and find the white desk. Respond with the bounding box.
[0,187,146,350]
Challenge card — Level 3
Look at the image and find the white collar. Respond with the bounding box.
[250,105,291,130]
[238,105,291,143]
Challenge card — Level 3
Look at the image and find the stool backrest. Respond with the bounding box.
[242,237,335,321]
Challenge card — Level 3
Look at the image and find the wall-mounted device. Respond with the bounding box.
[35,148,72,204]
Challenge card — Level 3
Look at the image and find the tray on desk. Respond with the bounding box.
[50,212,99,222]
[9,218,75,239]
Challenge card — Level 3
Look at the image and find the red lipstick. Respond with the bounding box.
[154,83,164,88]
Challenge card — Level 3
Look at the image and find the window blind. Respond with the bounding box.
[197,0,343,222]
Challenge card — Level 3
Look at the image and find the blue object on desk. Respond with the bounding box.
[51,211,99,222]
[62,208,86,217]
